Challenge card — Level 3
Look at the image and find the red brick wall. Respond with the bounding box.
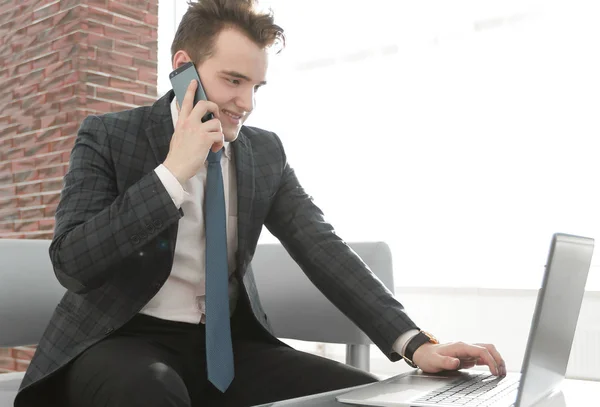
[0,0,159,373]
[0,347,36,373]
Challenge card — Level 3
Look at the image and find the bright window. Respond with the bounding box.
[158,0,600,290]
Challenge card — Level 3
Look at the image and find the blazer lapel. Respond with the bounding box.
[144,90,179,252]
[232,129,255,269]
[145,90,175,168]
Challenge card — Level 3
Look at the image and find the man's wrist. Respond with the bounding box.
[402,331,439,368]
[393,329,420,357]
[163,160,187,185]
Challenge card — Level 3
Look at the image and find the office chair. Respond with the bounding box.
[251,241,396,372]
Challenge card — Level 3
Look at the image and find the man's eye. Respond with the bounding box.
[229,79,240,85]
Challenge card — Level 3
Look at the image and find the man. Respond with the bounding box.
[15,1,505,406]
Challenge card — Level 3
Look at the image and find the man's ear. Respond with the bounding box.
[172,50,192,70]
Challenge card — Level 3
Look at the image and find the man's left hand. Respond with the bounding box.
[412,342,507,376]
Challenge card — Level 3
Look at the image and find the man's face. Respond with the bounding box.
[194,28,269,142]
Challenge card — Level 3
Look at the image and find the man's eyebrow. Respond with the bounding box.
[220,70,267,86]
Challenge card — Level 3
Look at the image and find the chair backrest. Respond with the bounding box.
[0,239,65,347]
[251,241,395,345]
[0,239,395,347]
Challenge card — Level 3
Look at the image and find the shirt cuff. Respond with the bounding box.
[392,329,420,357]
[154,164,187,208]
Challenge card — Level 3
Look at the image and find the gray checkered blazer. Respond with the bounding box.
[15,91,417,406]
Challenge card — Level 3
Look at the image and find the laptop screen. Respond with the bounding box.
[516,233,594,407]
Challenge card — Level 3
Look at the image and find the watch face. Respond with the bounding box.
[422,331,439,344]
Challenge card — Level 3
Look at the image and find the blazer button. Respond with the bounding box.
[138,231,148,239]
[153,219,163,228]
[146,224,155,234]
[130,235,140,244]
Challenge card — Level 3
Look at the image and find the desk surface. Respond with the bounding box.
[253,377,600,407]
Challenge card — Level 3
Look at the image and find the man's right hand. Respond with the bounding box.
[163,79,223,185]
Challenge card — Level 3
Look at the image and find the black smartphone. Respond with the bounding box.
[169,61,213,123]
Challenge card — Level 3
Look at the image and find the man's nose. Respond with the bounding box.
[236,88,255,113]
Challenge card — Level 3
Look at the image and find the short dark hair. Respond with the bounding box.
[171,0,285,65]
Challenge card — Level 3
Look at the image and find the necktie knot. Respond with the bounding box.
[207,149,222,163]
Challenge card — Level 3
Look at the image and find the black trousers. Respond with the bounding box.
[59,298,378,407]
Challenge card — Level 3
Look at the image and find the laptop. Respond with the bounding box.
[337,233,595,407]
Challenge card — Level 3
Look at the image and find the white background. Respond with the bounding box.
[157,0,600,290]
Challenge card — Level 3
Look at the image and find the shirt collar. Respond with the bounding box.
[170,97,232,160]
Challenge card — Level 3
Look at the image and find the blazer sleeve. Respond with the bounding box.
[50,115,181,294]
[263,133,418,361]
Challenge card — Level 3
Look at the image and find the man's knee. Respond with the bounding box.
[114,362,191,407]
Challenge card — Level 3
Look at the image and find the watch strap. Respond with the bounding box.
[403,332,433,368]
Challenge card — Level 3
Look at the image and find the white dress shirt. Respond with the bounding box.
[140,98,238,323]
[140,97,420,357]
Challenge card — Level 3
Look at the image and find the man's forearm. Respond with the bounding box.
[51,170,181,293]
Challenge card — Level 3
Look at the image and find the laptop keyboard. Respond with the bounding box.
[413,373,519,406]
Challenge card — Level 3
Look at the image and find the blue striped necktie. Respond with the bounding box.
[205,148,234,392]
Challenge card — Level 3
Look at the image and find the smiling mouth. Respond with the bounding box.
[222,109,243,121]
